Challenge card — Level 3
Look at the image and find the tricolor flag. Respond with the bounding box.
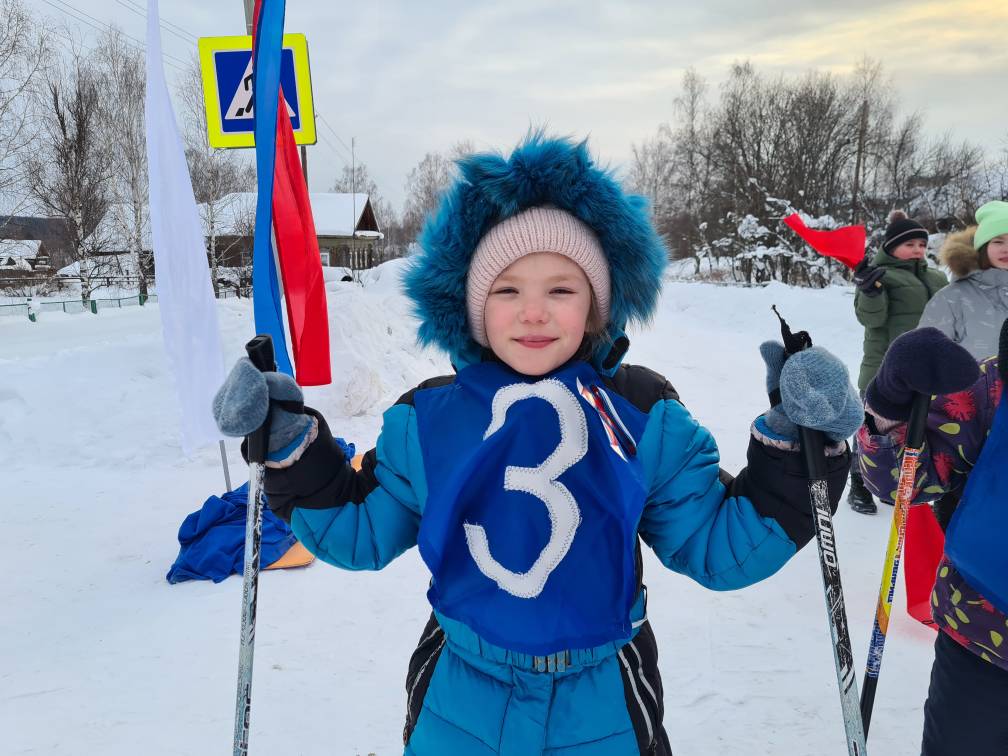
[144,0,224,454]
[251,0,331,385]
[783,213,867,271]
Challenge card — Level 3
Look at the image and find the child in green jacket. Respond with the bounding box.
[849,210,947,513]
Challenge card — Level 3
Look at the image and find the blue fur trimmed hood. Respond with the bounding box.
[403,133,669,364]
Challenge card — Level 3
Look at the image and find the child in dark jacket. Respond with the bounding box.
[213,134,862,755]
[849,211,948,514]
[857,325,1008,756]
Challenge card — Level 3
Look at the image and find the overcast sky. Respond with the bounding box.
[32,0,1008,210]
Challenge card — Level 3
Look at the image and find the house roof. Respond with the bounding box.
[198,192,381,238]
[0,239,42,257]
[0,216,74,268]
[0,253,33,270]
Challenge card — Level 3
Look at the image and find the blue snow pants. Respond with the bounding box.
[402,601,672,755]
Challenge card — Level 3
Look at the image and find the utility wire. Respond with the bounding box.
[39,0,188,72]
[113,0,197,46]
[49,0,360,188]
[119,0,198,42]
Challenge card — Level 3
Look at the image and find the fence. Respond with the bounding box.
[0,292,161,321]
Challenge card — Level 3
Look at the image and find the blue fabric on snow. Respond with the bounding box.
[166,482,297,584]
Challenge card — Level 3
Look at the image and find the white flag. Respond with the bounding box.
[145,0,224,454]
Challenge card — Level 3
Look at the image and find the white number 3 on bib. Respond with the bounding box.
[464,379,588,599]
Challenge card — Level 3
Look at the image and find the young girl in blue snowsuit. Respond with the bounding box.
[213,134,863,754]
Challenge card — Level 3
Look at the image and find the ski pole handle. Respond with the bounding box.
[904,391,929,451]
[244,335,276,465]
[799,426,827,480]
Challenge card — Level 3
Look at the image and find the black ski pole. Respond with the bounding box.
[233,334,275,756]
[772,306,867,756]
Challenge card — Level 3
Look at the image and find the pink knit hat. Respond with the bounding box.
[465,206,611,347]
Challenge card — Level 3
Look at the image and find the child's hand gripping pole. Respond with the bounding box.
[772,306,868,756]
[233,334,275,756]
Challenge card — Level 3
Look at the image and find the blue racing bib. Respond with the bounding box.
[414,360,650,655]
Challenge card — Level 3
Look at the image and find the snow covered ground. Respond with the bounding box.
[1,261,936,755]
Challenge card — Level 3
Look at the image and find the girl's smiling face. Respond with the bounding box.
[985,234,1008,270]
[483,253,593,376]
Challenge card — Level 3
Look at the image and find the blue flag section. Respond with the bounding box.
[945,381,1008,615]
[414,361,649,655]
[250,0,294,376]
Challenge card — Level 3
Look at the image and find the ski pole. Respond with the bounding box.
[233,334,275,756]
[859,391,930,737]
[773,307,867,756]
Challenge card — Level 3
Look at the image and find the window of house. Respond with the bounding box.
[320,251,330,266]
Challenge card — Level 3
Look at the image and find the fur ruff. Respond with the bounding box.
[940,228,980,278]
[403,133,669,361]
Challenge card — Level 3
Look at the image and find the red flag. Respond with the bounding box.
[251,0,331,386]
[783,213,866,270]
[272,104,331,386]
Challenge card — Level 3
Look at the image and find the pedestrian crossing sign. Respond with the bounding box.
[197,34,317,149]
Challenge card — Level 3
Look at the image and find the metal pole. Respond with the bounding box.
[351,137,356,271]
[243,0,254,34]
[300,144,307,186]
[219,439,233,491]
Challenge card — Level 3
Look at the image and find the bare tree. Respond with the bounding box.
[93,27,150,298]
[629,58,997,286]
[177,58,255,296]
[401,141,473,243]
[0,0,47,220]
[26,46,115,301]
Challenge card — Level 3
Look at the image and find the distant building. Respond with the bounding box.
[0,216,74,270]
[197,192,385,270]
[0,239,54,286]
